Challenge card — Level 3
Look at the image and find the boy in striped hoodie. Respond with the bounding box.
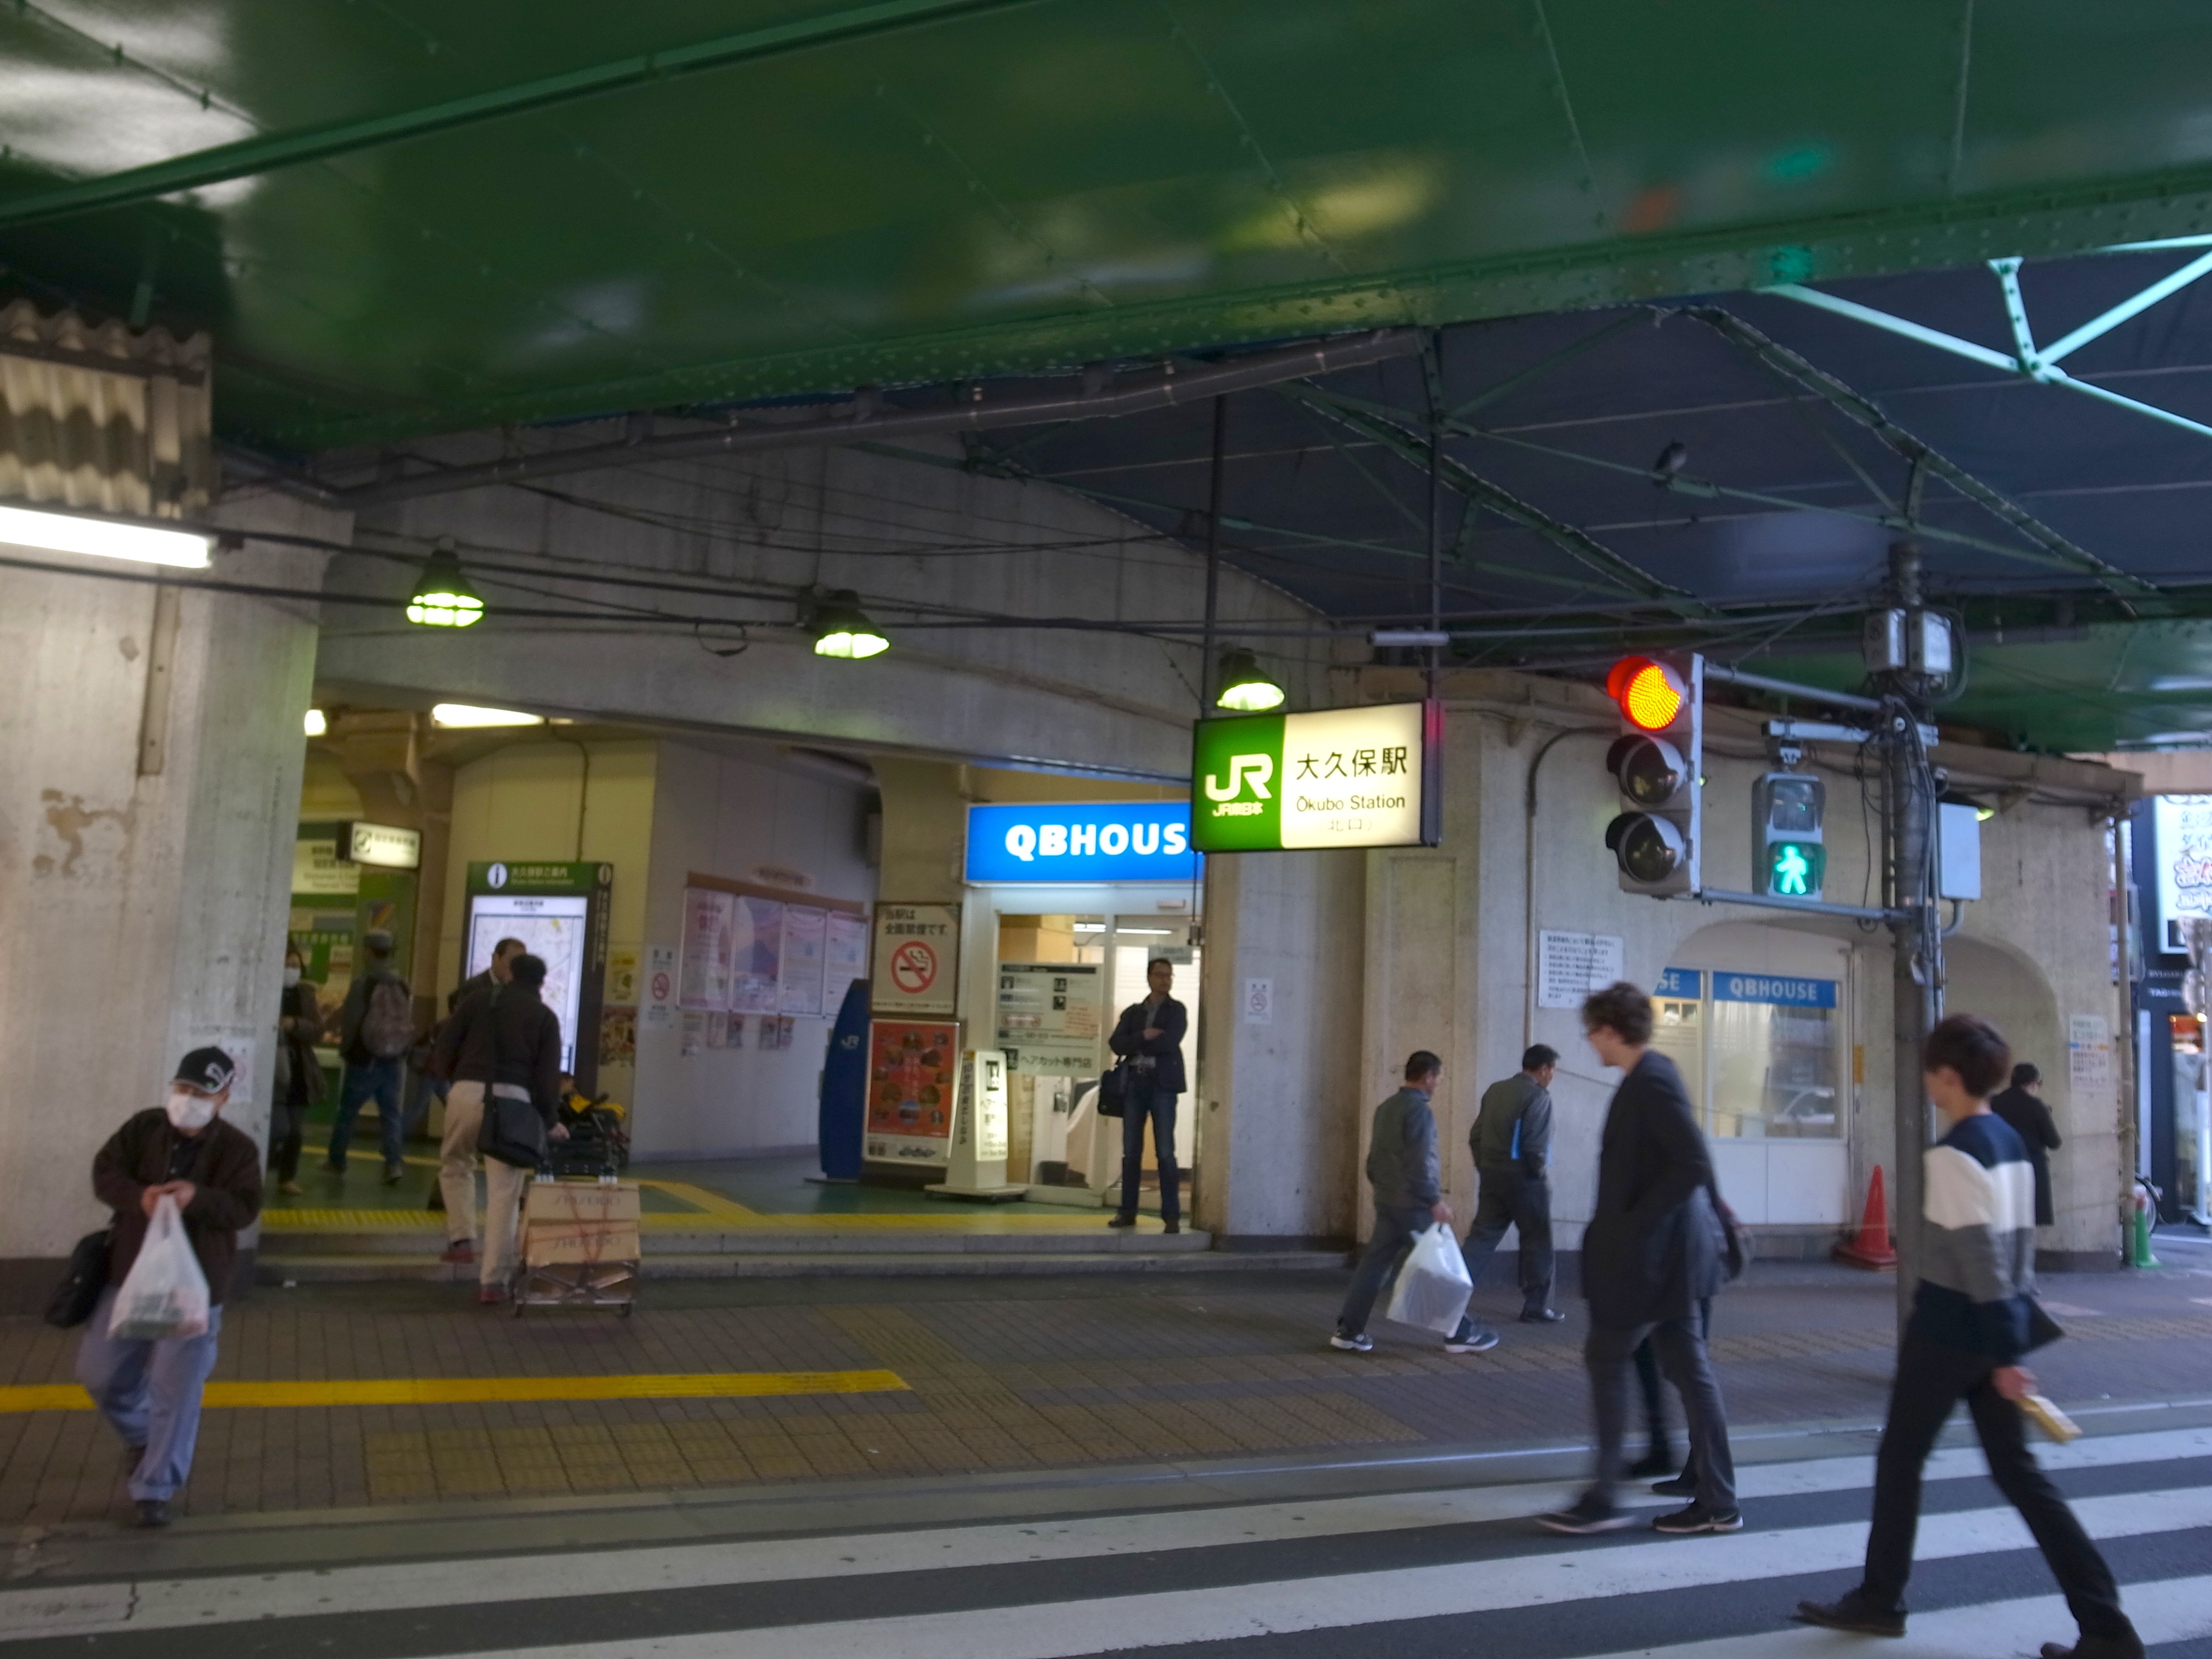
[1796,1014,2139,1658]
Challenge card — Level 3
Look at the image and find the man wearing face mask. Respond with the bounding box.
[76,1047,263,1527]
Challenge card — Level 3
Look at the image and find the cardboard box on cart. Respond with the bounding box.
[522,1181,642,1265]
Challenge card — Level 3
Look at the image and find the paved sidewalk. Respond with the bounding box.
[5,1251,2211,1529]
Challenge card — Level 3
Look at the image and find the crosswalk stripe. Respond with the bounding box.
[335,1487,2212,1659]
[2,1425,2207,1643]
[1572,1574,2212,1658]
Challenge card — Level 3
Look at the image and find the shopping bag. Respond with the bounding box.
[1385,1222,1474,1333]
[106,1195,210,1341]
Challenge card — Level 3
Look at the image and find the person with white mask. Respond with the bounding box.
[76,1047,263,1527]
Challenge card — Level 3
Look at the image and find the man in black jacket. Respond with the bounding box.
[1540,982,1740,1537]
[1105,958,1189,1233]
[1990,1062,2062,1227]
[1447,1044,1563,1343]
[77,1047,263,1527]
[430,954,565,1302]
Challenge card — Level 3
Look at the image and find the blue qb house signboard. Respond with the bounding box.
[964,801,1201,883]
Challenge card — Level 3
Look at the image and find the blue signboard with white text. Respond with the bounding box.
[1654,967,1703,999]
[965,801,1201,885]
[1713,972,1837,1008]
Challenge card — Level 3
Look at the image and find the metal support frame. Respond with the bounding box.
[1767,237,2212,448]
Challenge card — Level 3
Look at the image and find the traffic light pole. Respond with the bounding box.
[1874,540,1943,1332]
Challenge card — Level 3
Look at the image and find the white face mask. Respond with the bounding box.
[166,1089,218,1133]
[284,965,302,987]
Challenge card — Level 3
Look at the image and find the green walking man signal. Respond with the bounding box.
[1754,774,1826,903]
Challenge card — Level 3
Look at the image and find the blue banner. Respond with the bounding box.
[965,801,1200,885]
[1654,967,1703,999]
[1713,971,1837,1008]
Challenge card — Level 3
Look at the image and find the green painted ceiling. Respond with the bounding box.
[9,1,2212,452]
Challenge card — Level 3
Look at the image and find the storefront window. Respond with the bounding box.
[1660,967,1842,1140]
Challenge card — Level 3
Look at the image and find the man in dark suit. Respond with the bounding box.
[1106,957,1188,1234]
[1990,1062,2062,1227]
[1540,981,1740,1538]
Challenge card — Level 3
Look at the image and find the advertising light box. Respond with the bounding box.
[1192,701,1442,853]
[964,800,1199,884]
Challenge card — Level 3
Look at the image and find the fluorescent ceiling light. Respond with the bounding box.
[1118,927,1174,936]
[303,708,327,737]
[431,703,544,728]
[1072,923,1106,932]
[0,503,211,568]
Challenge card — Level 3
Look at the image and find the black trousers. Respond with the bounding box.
[269,1097,306,1182]
[1862,1334,2131,1640]
[1460,1169,1554,1313]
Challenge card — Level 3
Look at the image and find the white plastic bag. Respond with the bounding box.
[1386,1223,1474,1333]
[107,1195,210,1341]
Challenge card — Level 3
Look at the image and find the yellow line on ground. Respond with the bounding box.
[0,1369,908,1412]
[260,1208,1147,1232]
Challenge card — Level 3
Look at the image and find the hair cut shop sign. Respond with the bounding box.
[871,902,961,1018]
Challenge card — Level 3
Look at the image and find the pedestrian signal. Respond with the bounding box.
[1603,655,1701,897]
[1754,773,1826,902]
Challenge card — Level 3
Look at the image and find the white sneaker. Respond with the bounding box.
[1329,1332,1375,1353]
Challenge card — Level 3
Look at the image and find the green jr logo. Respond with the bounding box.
[1204,754,1273,802]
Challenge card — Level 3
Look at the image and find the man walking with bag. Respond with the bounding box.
[1796,1015,2141,1658]
[431,954,565,1303]
[1445,1044,1563,1348]
[76,1047,262,1527]
[1540,982,1740,1537]
[1332,1051,1496,1354]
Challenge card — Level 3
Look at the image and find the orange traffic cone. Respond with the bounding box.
[1834,1166,1898,1270]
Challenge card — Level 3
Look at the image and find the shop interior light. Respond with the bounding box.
[810,589,889,659]
[1215,648,1285,712]
[431,703,543,729]
[406,543,484,628]
[0,502,211,568]
[303,708,327,737]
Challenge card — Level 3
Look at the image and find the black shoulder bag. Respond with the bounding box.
[44,1228,112,1327]
[475,989,550,1170]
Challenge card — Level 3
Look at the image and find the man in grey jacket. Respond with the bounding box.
[1332,1052,1498,1354]
[1445,1044,1563,1347]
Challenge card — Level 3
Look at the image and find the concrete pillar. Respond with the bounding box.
[0,498,337,1298]
[1195,848,1364,1244]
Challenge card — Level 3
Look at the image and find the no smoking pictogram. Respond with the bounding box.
[649,970,672,1003]
[890,940,939,994]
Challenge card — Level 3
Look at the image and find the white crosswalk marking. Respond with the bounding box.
[1,1423,2205,1659]
[449,1487,2212,1659]
[4,1423,2205,1643]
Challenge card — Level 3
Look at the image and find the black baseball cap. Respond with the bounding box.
[174,1047,238,1094]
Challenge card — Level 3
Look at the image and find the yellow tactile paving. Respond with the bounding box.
[0,1369,908,1413]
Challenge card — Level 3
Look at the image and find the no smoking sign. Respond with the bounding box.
[872,903,960,1016]
[890,940,938,994]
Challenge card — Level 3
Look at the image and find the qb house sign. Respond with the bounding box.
[1193,702,1442,852]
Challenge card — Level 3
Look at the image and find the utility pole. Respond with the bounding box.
[1871,538,1947,1330]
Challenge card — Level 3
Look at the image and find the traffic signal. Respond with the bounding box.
[1603,655,1702,896]
[1754,772,1826,901]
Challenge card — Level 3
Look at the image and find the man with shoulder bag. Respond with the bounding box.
[430,954,566,1303]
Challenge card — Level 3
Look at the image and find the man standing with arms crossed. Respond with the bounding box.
[1797,1014,2140,1658]
[1540,981,1739,1536]
[1445,1044,1564,1349]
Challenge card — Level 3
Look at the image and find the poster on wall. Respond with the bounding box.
[643,944,677,1030]
[994,962,1105,1075]
[599,1007,636,1067]
[1536,930,1626,1009]
[871,903,960,1018]
[2153,795,2212,953]
[826,911,870,1004]
[780,905,828,1017]
[679,888,734,1010]
[731,896,784,1013]
[864,1019,960,1165]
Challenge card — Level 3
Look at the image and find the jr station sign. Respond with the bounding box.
[1191,702,1443,853]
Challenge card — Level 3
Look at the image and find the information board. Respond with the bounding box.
[872,902,960,1018]
[994,962,1105,1076]
[1537,930,1625,1009]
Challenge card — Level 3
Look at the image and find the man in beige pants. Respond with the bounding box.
[430,954,565,1304]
